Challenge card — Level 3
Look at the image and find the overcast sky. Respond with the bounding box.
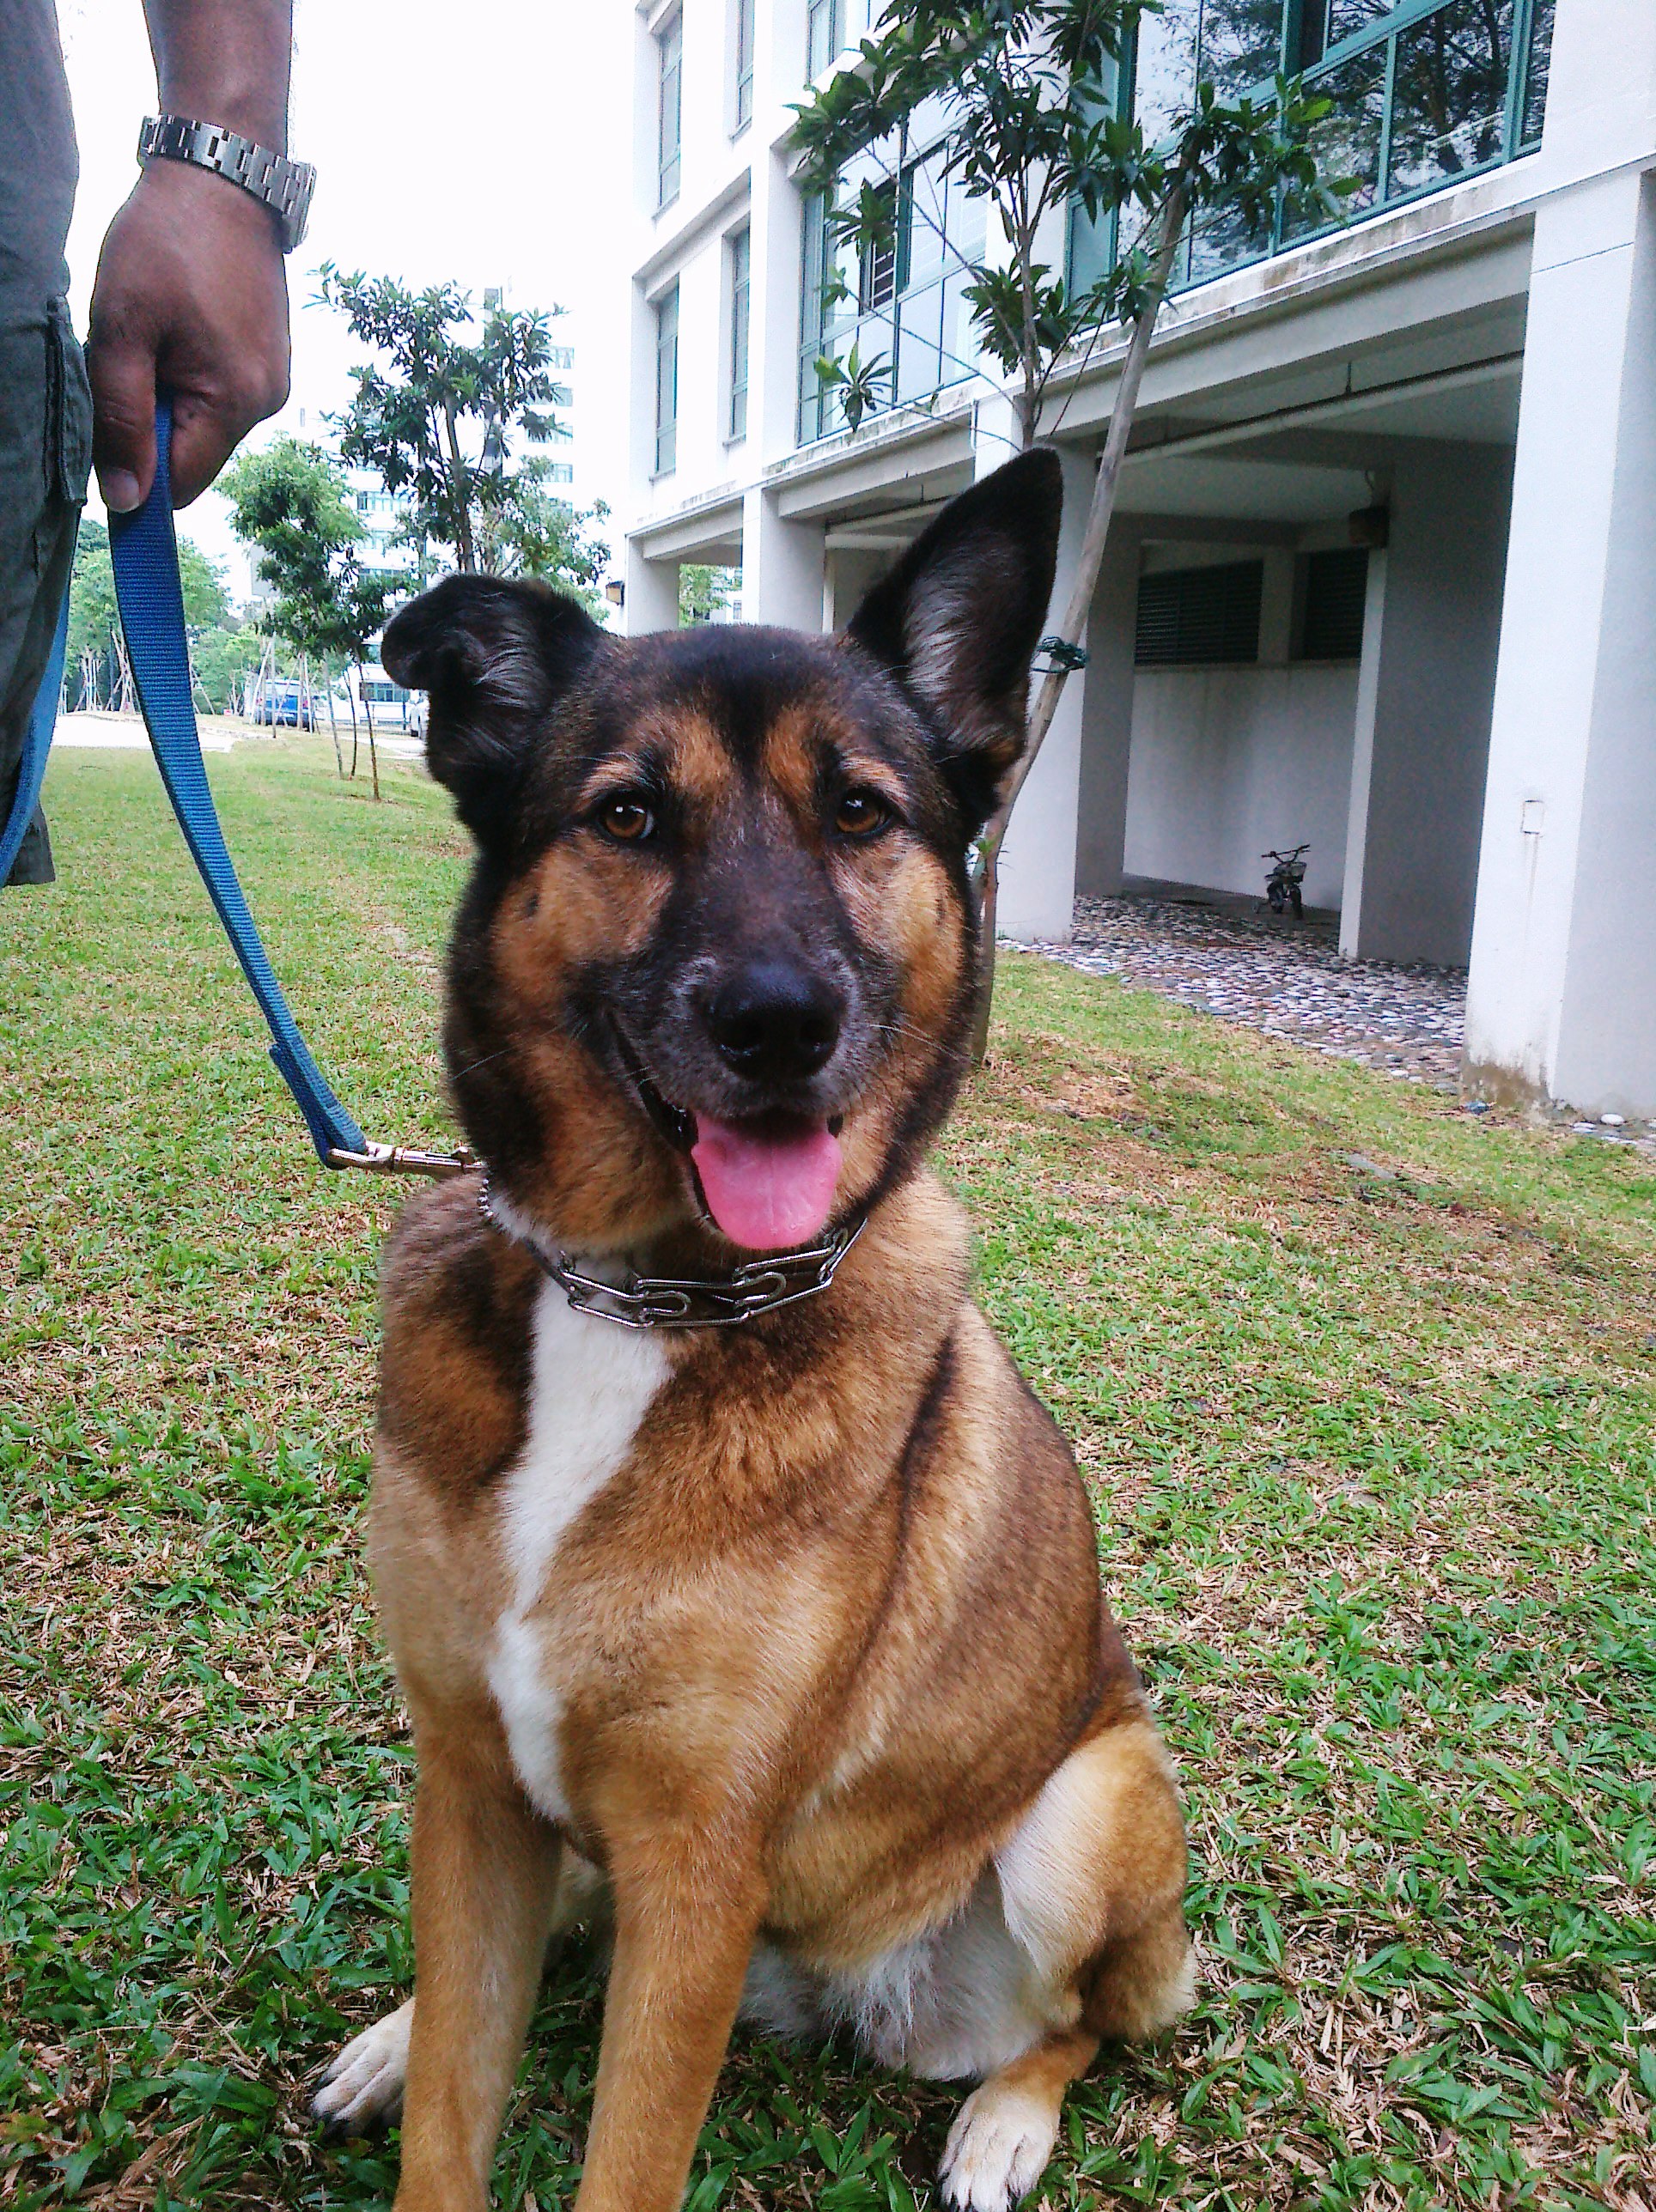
[58,0,633,598]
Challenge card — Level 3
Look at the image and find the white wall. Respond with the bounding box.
[1123,665,1358,910]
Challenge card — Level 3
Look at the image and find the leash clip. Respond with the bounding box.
[325,1139,478,1180]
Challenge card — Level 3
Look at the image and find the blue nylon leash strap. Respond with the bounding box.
[108,398,470,1178]
[0,568,73,887]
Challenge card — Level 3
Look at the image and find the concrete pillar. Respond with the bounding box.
[1464,169,1656,1116]
[1074,523,1141,899]
[995,425,1093,941]
[623,544,680,635]
[741,485,826,630]
[825,546,892,631]
[1337,441,1513,967]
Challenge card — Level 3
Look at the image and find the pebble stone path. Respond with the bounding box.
[1012,893,1469,1087]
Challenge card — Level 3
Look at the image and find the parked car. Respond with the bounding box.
[253,678,314,729]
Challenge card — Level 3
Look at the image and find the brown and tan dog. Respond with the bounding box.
[311,450,1193,2212]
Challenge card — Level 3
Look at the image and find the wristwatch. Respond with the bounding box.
[137,114,316,253]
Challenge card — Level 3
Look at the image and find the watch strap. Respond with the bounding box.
[137,115,315,254]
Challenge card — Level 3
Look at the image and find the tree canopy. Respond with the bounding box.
[220,438,393,679]
[316,270,574,576]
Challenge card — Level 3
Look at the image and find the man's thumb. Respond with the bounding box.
[87,325,159,514]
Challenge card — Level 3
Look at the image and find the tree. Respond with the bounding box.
[679,564,740,626]
[478,460,612,615]
[316,270,572,577]
[795,0,1343,1043]
[69,521,237,710]
[221,438,395,795]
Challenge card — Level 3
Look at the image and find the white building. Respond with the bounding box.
[622,0,1656,1121]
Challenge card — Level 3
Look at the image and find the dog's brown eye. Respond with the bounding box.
[597,793,655,843]
[835,788,889,838]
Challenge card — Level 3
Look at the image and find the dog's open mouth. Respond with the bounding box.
[612,1021,844,1253]
[688,1110,843,1253]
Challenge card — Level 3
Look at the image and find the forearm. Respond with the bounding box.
[142,0,294,149]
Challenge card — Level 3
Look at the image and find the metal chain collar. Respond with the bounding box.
[478,1174,867,1330]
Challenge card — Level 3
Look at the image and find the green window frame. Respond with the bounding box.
[1068,0,1555,301]
[657,11,683,209]
[807,0,840,82]
[734,0,755,127]
[729,228,751,441]
[654,283,679,475]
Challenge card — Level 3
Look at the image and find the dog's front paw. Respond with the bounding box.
[312,1999,414,2136]
[939,2082,1059,2212]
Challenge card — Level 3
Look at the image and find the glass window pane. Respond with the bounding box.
[1133,0,1200,144]
[1198,0,1286,102]
[1282,40,1385,238]
[654,285,678,473]
[1520,0,1555,148]
[894,281,943,405]
[1387,0,1513,198]
[735,0,755,127]
[1188,194,1269,287]
[658,14,682,206]
[1325,0,1397,49]
[902,148,949,291]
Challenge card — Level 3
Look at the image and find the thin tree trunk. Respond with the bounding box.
[323,659,344,776]
[969,181,1190,1064]
[347,675,360,777]
[360,665,381,801]
[442,399,476,572]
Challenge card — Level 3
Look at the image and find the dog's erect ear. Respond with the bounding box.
[381,575,605,844]
[846,447,1063,830]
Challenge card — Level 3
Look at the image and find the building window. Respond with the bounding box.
[798,131,987,444]
[548,344,575,372]
[807,0,839,80]
[1297,548,1369,660]
[654,283,679,474]
[857,181,898,312]
[547,461,575,485]
[734,0,755,127]
[657,12,683,209]
[1135,562,1263,665]
[728,227,751,440]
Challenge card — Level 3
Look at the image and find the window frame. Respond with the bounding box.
[734,0,756,130]
[728,225,752,442]
[654,281,679,476]
[656,10,683,211]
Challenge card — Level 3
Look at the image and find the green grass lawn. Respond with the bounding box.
[3,738,1653,2212]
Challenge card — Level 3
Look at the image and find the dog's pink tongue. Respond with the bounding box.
[691,1115,842,1251]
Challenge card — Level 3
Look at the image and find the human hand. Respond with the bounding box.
[86,156,290,512]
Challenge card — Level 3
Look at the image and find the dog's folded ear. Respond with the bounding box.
[382,576,606,844]
[846,447,1063,832]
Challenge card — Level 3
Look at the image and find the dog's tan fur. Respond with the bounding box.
[314,454,1193,2211]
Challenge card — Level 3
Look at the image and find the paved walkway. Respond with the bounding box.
[1014,892,1468,1087]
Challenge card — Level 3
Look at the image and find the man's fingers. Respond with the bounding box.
[167,395,248,510]
[87,322,159,514]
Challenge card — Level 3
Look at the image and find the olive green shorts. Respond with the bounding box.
[0,297,91,887]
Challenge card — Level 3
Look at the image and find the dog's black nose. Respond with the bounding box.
[706,960,843,1083]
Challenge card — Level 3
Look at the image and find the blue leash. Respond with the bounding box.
[99,398,467,1178]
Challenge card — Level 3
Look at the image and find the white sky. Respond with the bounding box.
[58,0,634,600]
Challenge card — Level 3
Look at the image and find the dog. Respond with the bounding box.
[310,449,1194,2212]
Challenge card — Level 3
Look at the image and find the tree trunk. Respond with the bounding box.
[968,181,1190,1065]
[442,399,476,573]
[322,659,344,776]
[346,673,360,778]
[361,665,381,801]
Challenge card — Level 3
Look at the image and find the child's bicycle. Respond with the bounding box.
[1263,842,1309,919]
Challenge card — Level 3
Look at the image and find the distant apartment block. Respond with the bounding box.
[623,0,1656,1119]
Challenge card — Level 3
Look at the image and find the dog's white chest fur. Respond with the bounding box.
[487,1278,670,1825]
